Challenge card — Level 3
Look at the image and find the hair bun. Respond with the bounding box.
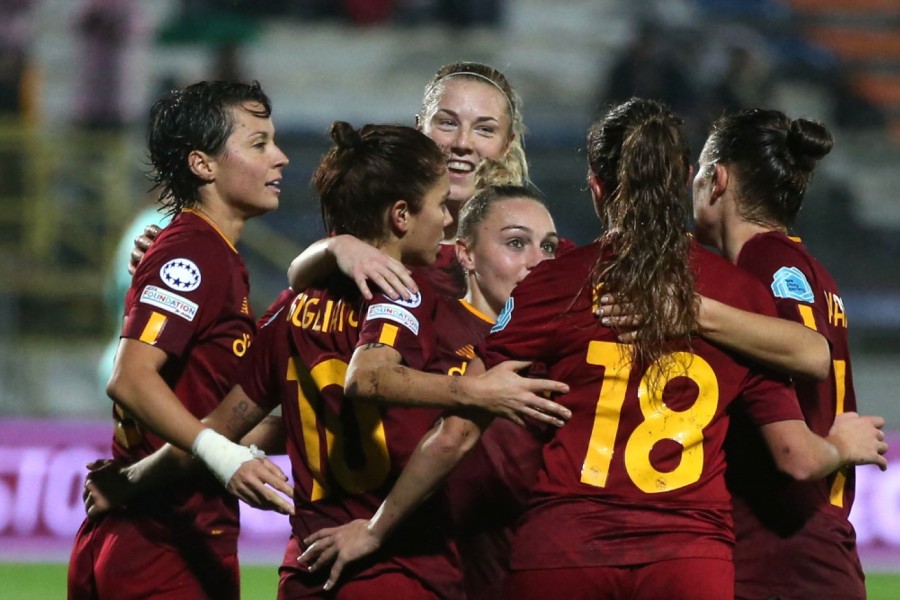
[787,118,833,164]
[330,121,363,150]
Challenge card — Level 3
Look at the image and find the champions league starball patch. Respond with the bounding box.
[160,258,202,292]
[382,291,422,309]
[771,266,814,302]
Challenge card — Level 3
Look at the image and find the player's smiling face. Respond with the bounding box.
[211,101,289,218]
[420,79,513,206]
[459,197,558,316]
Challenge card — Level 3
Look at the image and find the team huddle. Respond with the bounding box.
[67,63,888,600]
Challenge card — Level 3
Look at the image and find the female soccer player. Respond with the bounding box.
[84,122,568,599]
[299,99,887,600]
[285,61,550,301]
[693,109,867,600]
[278,157,561,598]
[68,80,289,600]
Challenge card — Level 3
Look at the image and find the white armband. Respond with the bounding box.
[191,428,266,487]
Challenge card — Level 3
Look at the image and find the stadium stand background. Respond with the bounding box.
[0,0,898,423]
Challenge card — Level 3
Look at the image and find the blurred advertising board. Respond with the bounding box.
[0,418,897,567]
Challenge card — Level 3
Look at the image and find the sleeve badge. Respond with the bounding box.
[160,258,202,292]
[771,266,814,302]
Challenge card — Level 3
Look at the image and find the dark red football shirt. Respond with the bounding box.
[727,231,864,599]
[116,209,254,552]
[480,239,803,570]
[238,272,463,600]
[427,297,545,600]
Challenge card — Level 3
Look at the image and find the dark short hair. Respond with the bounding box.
[147,80,272,213]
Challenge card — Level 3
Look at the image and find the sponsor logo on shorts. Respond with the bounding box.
[491,297,514,333]
[771,266,814,303]
[367,303,419,335]
[139,285,199,321]
[160,258,201,292]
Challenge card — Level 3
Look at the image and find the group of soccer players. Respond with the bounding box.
[68,61,887,600]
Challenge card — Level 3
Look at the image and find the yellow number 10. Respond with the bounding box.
[582,341,719,494]
[287,356,390,501]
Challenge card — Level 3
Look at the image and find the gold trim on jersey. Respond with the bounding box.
[797,304,817,330]
[378,323,399,346]
[458,299,495,325]
[184,208,238,253]
[139,311,167,344]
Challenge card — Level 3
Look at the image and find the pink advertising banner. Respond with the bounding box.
[0,418,289,564]
[0,418,898,568]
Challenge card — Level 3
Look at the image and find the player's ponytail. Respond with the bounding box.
[588,98,696,367]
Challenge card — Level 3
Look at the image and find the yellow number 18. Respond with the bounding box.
[582,341,719,494]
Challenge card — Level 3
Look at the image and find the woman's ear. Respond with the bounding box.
[188,150,215,182]
[587,172,605,201]
[711,163,729,203]
[502,132,516,158]
[390,199,411,233]
[456,237,475,273]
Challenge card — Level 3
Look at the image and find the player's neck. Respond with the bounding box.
[192,202,246,246]
[465,281,500,321]
[724,217,771,264]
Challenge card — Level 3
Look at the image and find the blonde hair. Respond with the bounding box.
[418,62,529,185]
[458,159,544,247]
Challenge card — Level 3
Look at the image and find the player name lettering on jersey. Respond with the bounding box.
[138,285,199,321]
[290,292,360,334]
[826,290,848,328]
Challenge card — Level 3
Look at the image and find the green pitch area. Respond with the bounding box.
[0,563,278,599]
[2,563,900,599]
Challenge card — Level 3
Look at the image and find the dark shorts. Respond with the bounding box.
[503,558,734,600]
[279,568,441,600]
[278,533,444,600]
[67,516,239,600]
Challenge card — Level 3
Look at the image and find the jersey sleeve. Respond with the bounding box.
[357,275,439,371]
[121,232,230,357]
[735,366,804,426]
[479,269,554,370]
[237,293,296,411]
[737,237,832,345]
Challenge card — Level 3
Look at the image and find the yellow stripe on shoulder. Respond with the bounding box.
[797,304,817,331]
[139,311,167,344]
[378,323,399,346]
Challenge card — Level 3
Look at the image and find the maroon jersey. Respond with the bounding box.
[238,272,463,600]
[480,239,803,571]
[429,298,544,600]
[727,232,864,599]
[115,209,253,552]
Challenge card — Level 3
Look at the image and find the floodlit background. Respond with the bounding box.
[1,0,899,593]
